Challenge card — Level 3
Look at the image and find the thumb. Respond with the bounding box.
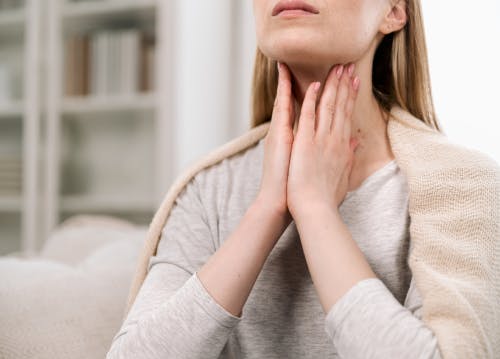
[274,62,293,129]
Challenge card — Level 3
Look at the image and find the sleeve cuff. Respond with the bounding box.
[324,277,390,341]
[324,277,441,359]
[190,271,243,328]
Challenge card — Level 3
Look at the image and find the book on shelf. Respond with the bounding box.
[140,33,155,93]
[64,28,156,98]
[65,34,90,96]
[0,155,22,196]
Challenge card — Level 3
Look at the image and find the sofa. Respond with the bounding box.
[0,215,148,359]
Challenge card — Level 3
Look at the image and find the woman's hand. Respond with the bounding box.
[255,62,295,225]
[287,63,360,220]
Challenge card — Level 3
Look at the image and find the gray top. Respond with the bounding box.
[107,137,441,359]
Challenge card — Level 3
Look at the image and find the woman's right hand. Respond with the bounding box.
[255,61,295,227]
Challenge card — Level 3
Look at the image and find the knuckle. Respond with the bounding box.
[325,102,336,118]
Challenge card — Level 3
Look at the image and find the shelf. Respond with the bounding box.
[62,0,156,33]
[0,196,22,212]
[0,101,23,118]
[0,8,25,38]
[61,92,155,115]
[61,194,156,213]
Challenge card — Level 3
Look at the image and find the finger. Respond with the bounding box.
[272,61,293,130]
[297,81,321,139]
[291,92,298,136]
[343,75,360,141]
[331,63,354,141]
[316,64,343,136]
[282,63,297,131]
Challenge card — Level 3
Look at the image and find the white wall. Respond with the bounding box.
[171,0,256,176]
[421,0,500,162]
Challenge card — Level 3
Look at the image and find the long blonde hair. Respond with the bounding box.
[250,0,442,133]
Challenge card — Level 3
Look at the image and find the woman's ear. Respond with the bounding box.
[379,0,407,35]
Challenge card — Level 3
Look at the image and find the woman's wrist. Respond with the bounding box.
[252,194,293,234]
[292,201,340,227]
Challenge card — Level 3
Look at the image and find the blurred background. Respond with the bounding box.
[0,1,499,357]
[0,0,257,257]
[0,0,499,257]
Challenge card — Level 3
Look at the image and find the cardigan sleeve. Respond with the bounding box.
[106,177,242,359]
[324,276,442,359]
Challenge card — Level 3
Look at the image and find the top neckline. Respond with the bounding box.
[344,159,397,200]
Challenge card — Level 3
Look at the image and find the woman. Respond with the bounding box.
[107,0,500,358]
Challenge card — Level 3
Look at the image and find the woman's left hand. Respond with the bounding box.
[287,62,360,220]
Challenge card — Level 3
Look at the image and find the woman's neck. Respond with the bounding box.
[289,56,385,141]
[286,55,395,186]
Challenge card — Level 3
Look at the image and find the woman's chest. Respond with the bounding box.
[218,215,412,358]
[207,160,412,356]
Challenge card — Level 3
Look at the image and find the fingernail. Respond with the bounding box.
[348,63,355,77]
[336,65,344,78]
[313,81,321,92]
[277,61,281,73]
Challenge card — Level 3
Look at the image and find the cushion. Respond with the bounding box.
[0,215,147,359]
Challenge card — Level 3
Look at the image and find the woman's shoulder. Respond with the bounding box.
[429,134,500,188]
[407,132,499,203]
[387,107,499,221]
[388,106,499,183]
[169,124,268,205]
[193,134,265,191]
[403,134,500,227]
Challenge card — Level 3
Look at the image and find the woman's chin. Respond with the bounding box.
[263,46,335,67]
[261,41,363,69]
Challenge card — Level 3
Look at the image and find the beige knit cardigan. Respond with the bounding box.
[122,105,500,358]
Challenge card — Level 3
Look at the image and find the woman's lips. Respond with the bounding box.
[272,1,319,17]
[275,9,317,18]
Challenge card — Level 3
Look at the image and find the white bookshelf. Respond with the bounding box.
[0,0,174,255]
[43,0,173,246]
